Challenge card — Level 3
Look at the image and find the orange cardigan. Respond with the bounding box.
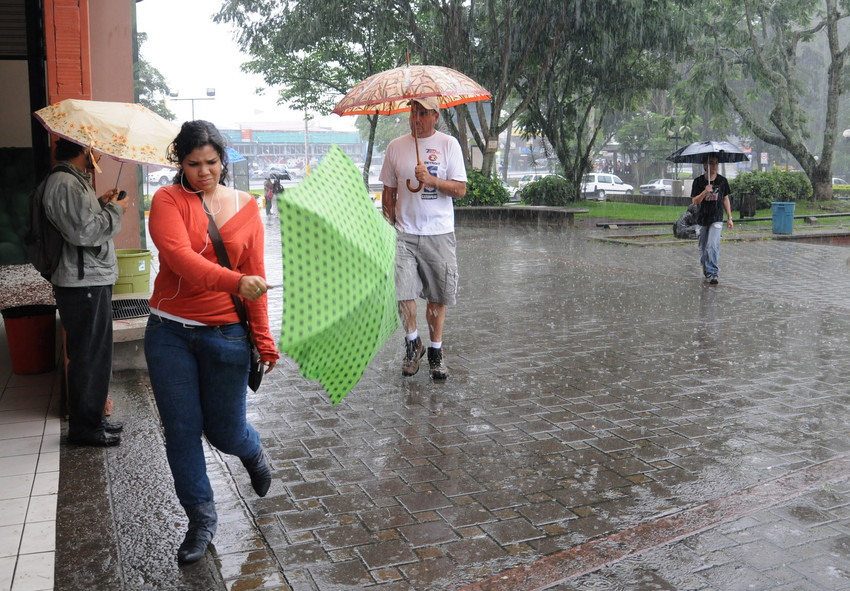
[148,185,278,361]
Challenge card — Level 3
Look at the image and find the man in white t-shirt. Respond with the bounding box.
[380,97,467,379]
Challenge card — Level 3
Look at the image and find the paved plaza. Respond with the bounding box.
[54,212,850,590]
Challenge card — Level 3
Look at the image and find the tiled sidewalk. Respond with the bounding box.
[0,328,61,591]
[14,205,850,590]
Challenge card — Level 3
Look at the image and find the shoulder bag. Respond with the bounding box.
[201,200,264,391]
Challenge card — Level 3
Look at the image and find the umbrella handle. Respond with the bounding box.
[406,126,424,193]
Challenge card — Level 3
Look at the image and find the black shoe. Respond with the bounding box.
[68,432,122,447]
[709,275,719,285]
[402,337,425,376]
[102,419,124,434]
[427,347,448,380]
[241,448,272,497]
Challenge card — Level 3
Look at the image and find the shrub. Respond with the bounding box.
[833,185,850,199]
[520,175,576,206]
[729,170,812,209]
[455,170,510,206]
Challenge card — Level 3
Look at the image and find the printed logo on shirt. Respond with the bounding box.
[422,164,439,199]
[421,149,442,199]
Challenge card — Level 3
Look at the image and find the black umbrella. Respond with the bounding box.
[667,140,749,164]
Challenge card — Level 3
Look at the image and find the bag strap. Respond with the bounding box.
[200,199,251,334]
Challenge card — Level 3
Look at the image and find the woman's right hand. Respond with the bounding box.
[238,275,268,301]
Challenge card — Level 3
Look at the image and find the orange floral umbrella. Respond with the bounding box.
[332,64,490,116]
[332,64,490,192]
[34,99,179,168]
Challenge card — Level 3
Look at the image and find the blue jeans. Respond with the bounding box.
[144,315,261,506]
[698,222,723,277]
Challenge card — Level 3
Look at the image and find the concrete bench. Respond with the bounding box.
[454,206,589,228]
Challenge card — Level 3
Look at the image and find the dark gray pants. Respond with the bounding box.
[54,285,113,439]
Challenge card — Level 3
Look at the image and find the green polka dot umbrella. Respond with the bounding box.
[277,145,397,404]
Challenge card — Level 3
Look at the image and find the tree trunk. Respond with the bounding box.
[362,114,378,187]
[811,169,833,201]
[480,151,495,176]
[457,112,471,170]
[501,126,512,182]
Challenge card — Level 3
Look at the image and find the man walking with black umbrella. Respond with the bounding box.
[691,154,734,284]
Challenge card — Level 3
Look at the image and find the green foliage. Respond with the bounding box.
[834,185,850,198]
[135,33,175,121]
[455,171,510,207]
[520,175,576,207]
[517,0,694,191]
[674,0,850,199]
[354,115,409,154]
[730,171,812,209]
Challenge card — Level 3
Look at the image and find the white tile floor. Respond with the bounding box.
[0,315,61,591]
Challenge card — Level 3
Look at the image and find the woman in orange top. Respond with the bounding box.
[144,120,279,564]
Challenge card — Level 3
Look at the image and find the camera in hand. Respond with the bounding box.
[117,190,127,201]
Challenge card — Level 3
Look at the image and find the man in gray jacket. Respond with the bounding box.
[45,139,130,446]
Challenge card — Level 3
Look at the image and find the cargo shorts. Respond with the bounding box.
[395,232,458,306]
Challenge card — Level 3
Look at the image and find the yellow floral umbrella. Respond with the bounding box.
[34,99,179,168]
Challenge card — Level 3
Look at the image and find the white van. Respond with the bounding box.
[581,173,633,201]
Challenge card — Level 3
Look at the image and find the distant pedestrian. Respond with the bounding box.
[380,97,467,379]
[145,120,279,564]
[691,154,733,284]
[263,176,273,216]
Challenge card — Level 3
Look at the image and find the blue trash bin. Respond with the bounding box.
[771,202,795,234]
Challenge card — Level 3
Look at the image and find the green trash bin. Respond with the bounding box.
[115,249,152,294]
[771,202,795,234]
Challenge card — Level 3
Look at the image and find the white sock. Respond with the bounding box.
[406,330,418,342]
[431,341,442,349]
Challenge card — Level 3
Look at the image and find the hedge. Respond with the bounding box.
[455,170,510,206]
[519,175,577,207]
[729,170,811,209]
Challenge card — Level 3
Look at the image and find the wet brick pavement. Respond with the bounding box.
[56,210,850,590]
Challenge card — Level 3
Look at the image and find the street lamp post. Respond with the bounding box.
[168,88,216,120]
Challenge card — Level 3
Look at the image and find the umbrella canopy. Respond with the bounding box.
[667,140,749,164]
[34,99,180,168]
[331,64,491,116]
[277,145,397,405]
[333,64,490,191]
[225,146,246,163]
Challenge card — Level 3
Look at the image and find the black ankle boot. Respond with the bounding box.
[241,448,271,497]
[177,501,218,564]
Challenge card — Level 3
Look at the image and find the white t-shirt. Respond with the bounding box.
[380,131,467,235]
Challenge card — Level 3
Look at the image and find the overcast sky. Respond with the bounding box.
[135,0,354,132]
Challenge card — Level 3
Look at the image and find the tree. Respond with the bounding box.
[135,32,175,121]
[215,0,405,185]
[676,0,850,200]
[516,0,694,197]
[392,0,574,175]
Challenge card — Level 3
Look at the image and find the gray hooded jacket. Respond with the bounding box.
[43,163,122,287]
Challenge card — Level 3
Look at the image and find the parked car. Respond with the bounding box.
[147,168,173,186]
[581,173,633,200]
[833,177,848,186]
[639,179,674,196]
[512,173,547,200]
